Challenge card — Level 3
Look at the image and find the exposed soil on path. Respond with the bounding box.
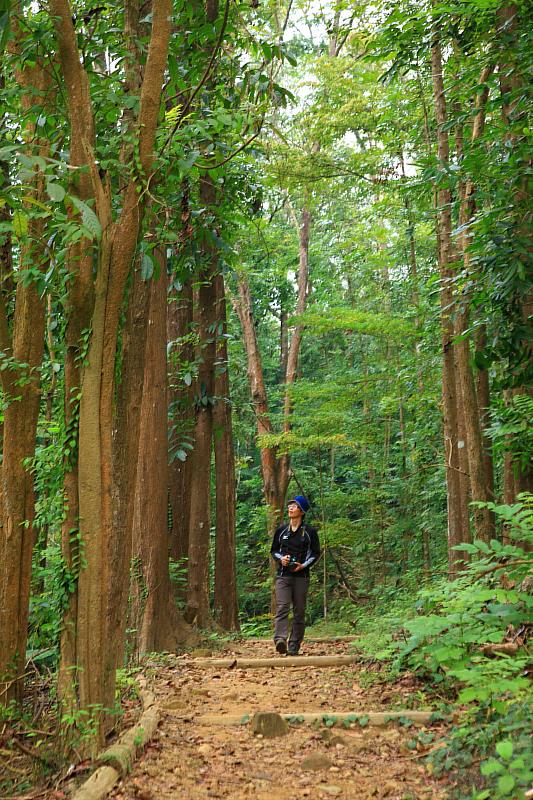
[110,639,451,800]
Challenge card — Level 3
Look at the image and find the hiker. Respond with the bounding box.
[270,495,320,655]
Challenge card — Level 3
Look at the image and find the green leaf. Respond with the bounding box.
[452,542,482,554]
[21,195,50,211]
[481,759,504,776]
[459,686,490,703]
[495,741,513,761]
[69,196,102,240]
[497,774,515,794]
[46,183,66,203]
[141,253,154,281]
[13,210,29,238]
[0,144,18,160]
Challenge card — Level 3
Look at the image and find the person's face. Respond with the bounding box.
[287,502,303,521]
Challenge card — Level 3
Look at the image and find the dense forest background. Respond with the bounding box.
[0,0,531,797]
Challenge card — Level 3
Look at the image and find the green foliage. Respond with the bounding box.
[487,396,533,476]
[238,613,272,638]
[476,718,533,799]
[168,558,188,610]
[387,498,533,799]
[398,543,531,699]
[292,308,415,339]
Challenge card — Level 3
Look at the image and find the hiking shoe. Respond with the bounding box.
[287,646,300,656]
[275,639,287,655]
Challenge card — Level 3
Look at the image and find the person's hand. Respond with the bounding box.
[281,555,291,566]
[292,562,303,572]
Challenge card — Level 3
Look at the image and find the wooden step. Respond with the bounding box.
[195,710,437,727]
[188,654,360,669]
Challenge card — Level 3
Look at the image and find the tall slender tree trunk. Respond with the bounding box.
[0,253,47,703]
[186,177,218,628]
[132,252,185,651]
[474,326,495,501]
[234,274,288,529]
[167,278,194,598]
[431,26,471,573]
[0,29,52,702]
[280,306,289,378]
[108,250,154,674]
[213,273,239,630]
[453,65,496,542]
[455,386,471,538]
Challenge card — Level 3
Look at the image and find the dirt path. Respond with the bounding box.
[110,639,450,800]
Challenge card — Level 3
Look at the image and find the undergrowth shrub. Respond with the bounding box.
[394,495,532,799]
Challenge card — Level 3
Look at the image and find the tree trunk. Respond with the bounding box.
[0,33,52,703]
[475,326,495,505]
[280,306,288,378]
[167,277,194,598]
[108,253,152,673]
[234,274,287,527]
[430,27,471,574]
[282,202,312,434]
[233,195,311,531]
[0,267,47,703]
[186,177,218,628]
[455,381,471,540]
[213,273,239,630]
[133,252,185,652]
[453,65,496,543]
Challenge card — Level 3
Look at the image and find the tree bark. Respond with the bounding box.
[0,19,52,703]
[213,273,239,630]
[132,252,185,652]
[280,306,289,378]
[186,177,218,628]
[283,201,312,435]
[167,277,194,598]
[431,26,471,574]
[453,64,496,542]
[234,274,287,526]
[0,245,48,703]
[108,253,152,674]
[474,326,495,507]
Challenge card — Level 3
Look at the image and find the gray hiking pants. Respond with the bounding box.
[273,574,310,648]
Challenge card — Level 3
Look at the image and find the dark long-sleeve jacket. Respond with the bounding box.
[270,522,320,578]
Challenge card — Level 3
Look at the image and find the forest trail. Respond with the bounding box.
[110,639,451,800]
